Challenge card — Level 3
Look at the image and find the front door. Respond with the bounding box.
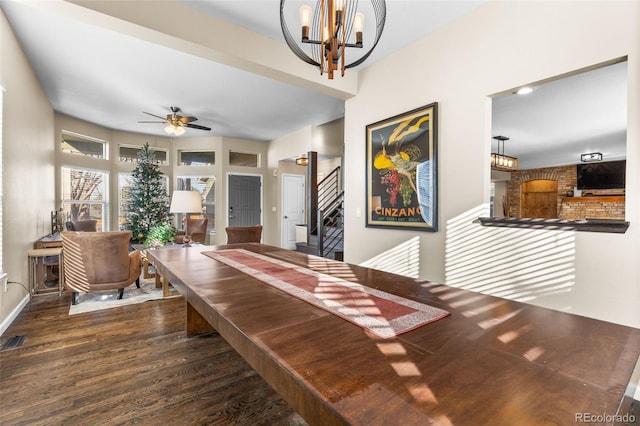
[228,174,262,227]
[281,174,305,249]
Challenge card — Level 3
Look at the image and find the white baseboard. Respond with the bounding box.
[0,294,30,337]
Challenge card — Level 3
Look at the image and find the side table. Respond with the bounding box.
[32,234,64,295]
[28,247,64,295]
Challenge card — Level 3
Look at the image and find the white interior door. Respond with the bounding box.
[281,174,305,249]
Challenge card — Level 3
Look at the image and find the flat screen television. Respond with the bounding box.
[577,160,626,190]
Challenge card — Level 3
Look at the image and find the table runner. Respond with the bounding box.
[203,249,449,339]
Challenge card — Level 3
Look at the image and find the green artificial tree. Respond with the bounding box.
[124,143,172,243]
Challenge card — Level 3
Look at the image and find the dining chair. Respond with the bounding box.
[225,225,263,244]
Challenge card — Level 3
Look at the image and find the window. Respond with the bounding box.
[61,166,108,231]
[61,131,107,159]
[229,151,259,167]
[177,176,215,233]
[178,150,215,166]
[118,172,169,230]
[119,144,168,164]
[0,85,4,274]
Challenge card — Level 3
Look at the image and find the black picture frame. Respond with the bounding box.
[365,103,438,231]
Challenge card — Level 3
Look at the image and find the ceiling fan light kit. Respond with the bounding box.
[280,0,386,79]
[139,106,211,136]
[164,124,185,136]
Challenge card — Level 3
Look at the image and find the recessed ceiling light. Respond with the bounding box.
[516,87,533,95]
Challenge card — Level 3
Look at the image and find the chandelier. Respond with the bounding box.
[491,135,518,171]
[280,0,386,79]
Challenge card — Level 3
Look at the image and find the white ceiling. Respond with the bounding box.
[492,60,627,169]
[0,0,485,141]
[1,0,627,167]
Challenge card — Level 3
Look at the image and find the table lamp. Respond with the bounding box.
[170,190,202,214]
[170,190,203,246]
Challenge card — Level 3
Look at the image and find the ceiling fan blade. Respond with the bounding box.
[143,111,168,120]
[186,123,211,131]
[178,116,197,123]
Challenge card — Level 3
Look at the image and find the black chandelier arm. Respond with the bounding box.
[345,0,386,69]
[280,0,321,67]
[302,39,363,49]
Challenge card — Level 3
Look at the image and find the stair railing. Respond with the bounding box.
[315,166,344,258]
[317,192,344,258]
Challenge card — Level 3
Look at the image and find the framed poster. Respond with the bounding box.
[366,103,438,231]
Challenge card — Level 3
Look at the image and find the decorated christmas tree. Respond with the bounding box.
[124,143,172,243]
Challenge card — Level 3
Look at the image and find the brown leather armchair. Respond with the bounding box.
[61,231,142,305]
[175,218,208,244]
[65,219,98,232]
[225,225,263,244]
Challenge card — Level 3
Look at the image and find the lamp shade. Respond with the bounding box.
[169,190,202,213]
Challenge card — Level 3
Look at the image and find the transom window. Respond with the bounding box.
[61,131,107,159]
[178,150,215,166]
[229,151,259,167]
[119,144,168,165]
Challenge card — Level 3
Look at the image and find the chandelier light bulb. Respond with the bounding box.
[354,12,365,32]
[299,5,312,27]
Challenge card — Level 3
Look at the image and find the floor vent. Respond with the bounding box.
[1,335,27,351]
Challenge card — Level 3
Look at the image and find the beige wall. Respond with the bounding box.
[0,9,56,327]
[344,1,640,328]
[266,119,343,246]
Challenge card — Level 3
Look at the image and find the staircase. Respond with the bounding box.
[296,166,344,260]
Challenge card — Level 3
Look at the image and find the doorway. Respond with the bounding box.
[281,174,305,249]
[227,174,262,227]
[521,179,558,218]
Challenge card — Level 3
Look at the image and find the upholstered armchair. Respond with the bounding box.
[61,231,142,305]
[65,219,98,232]
[225,225,263,244]
[175,218,208,244]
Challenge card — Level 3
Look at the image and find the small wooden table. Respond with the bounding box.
[31,234,64,295]
[28,247,64,295]
[148,244,640,425]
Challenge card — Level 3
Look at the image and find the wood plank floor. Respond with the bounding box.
[0,292,307,426]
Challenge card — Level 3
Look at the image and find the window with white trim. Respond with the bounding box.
[118,172,169,230]
[177,176,215,233]
[61,166,108,231]
[119,144,168,165]
[0,84,4,276]
[229,151,259,167]
[61,131,107,159]
[178,150,215,166]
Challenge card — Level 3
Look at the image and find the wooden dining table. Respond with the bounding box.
[147,243,640,426]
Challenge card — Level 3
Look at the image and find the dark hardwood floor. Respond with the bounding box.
[0,292,306,426]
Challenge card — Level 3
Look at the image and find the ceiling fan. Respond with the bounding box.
[139,106,211,136]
